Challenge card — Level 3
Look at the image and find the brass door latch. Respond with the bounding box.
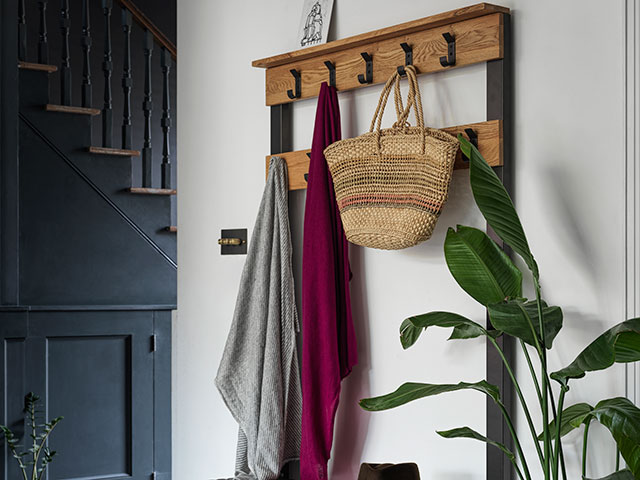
[217,238,245,246]
[219,229,248,255]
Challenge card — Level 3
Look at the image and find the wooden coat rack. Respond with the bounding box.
[252,4,513,479]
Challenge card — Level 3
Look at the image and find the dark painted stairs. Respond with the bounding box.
[16,61,176,306]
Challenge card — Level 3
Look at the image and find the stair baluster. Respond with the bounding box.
[18,0,27,62]
[81,0,91,107]
[38,1,48,64]
[161,47,171,189]
[102,0,113,147]
[121,8,132,150]
[142,29,153,187]
[60,0,71,105]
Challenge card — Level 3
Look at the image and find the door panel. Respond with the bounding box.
[47,335,133,478]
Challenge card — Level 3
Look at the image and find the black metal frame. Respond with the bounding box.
[269,12,513,480]
[486,13,514,480]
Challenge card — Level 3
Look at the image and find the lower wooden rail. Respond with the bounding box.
[266,119,502,190]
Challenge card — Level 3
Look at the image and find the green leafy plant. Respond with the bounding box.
[360,136,640,480]
[0,393,63,480]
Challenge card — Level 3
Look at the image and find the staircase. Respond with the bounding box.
[11,0,177,306]
[0,2,175,478]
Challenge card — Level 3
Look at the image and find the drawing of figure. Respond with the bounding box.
[301,2,323,47]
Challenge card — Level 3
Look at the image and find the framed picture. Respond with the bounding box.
[296,0,334,49]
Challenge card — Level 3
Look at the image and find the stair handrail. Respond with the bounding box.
[116,0,176,60]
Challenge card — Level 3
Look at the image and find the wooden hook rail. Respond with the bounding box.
[254,3,509,192]
[253,3,507,106]
[266,119,503,190]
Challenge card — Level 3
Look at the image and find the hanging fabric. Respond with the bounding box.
[301,82,358,480]
[215,156,301,480]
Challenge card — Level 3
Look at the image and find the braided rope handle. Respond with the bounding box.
[369,65,425,134]
[394,66,424,130]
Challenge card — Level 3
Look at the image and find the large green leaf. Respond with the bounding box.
[584,470,635,480]
[537,402,593,440]
[437,426,515,462]
[488,299,563,349]
[444,225,522,306]
[399,311,489,349]
[459,135,539,279]
[589,398,640,478]
[551,318,640,387]
[360,380,500,411]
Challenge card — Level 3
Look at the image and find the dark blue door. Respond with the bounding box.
[0,310,169,480]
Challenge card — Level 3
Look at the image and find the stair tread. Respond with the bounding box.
[129,187,177,196]
[166,226,177,232]
[18,61,58,73]
[88,146,141,157]
[46,104,101,116]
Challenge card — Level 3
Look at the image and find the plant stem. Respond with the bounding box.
[521,340,544,405]
[7,442,29,480]
[534,278,551,480]
[616,446,620,471]
[490,336,545,468]
[547,384,567,480]
[33,426,57,480]
[511,459,527,480]
[29,400,37,480]
[552,387,567,480]
[582,420,592,478]
[497,401,533,480]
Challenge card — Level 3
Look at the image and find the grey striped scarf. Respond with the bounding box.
[215,156,301,480]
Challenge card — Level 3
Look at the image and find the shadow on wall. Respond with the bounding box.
[542,163,599,282]
[330,244,372,480]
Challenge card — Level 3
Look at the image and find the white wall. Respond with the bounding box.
[175,1,633,479]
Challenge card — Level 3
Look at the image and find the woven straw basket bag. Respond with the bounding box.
[324,66,459,250]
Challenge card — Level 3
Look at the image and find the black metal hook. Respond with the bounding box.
[357,52,373,84]
[439,33,456,67]
[324,61,336,88]
[397,43,413,76]
[462,128,478,162]
[304,151,311,182]
[287,69,301,99]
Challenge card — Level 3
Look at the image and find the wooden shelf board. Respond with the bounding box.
[262,13,504,105]
[46,104,101,116]
[128,187,177,196]
[267,120,502,191]
[18,61,58,73]
[253,3,508,68]
[88,146,141,157]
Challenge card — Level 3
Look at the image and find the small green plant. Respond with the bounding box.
[360,136,640,480]
[0,392,63,480]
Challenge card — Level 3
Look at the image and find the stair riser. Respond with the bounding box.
[19,69,49,105]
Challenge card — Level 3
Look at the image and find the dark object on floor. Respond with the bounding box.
[358,463,421,480]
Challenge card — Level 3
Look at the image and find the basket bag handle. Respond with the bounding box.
[368,66,426,154]
[393,67,424,130]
